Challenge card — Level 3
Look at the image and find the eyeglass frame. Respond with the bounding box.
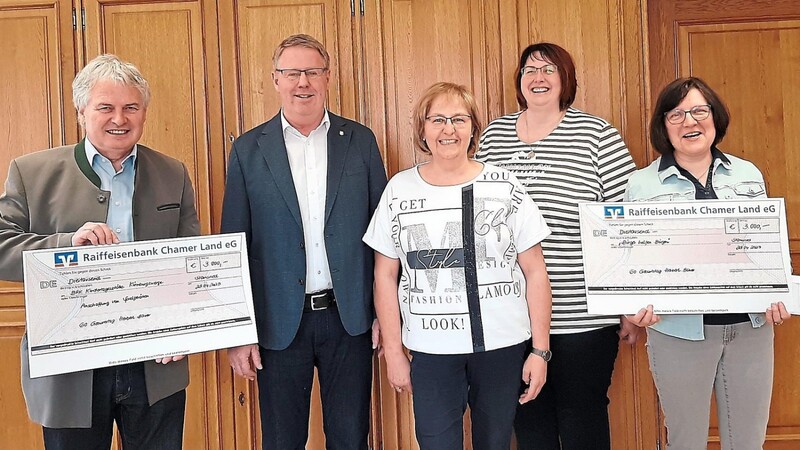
[425,114,472,129]
[664,104,712,124]
[520,64,558,77]
[274,67,329,80]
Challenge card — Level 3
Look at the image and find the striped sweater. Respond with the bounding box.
[476,108,636,334]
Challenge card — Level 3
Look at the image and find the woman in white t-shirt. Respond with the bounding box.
[363,82,553,449]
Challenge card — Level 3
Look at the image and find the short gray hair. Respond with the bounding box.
[72,54,151,111]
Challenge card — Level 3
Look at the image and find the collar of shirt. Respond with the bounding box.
[657,145,731,183]
[84,139,138,175]
[280,109,331,138]
[84,138,137,243]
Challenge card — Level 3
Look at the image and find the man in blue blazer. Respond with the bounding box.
[221,34,387,449]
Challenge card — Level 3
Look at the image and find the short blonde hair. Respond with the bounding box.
[272,34,330,69]
[72,54,150,111]
[412,82,483,157]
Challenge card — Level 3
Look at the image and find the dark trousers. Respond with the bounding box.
[42,362,185,450]
[257,307,373,450]
[410,342,527,450]
[514,325,620,450]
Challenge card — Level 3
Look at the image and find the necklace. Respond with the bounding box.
[519,109,564,159]
[520,112,541,159]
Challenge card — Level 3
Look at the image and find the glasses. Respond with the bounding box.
[275,68,328,80]
[520,64,557,76]
[664,104,712,124]
[425,115,472,129]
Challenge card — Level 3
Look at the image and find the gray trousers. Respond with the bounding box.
[647,323,774,450]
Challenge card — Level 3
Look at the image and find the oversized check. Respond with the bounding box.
[23,233,258,378]
[579,199,795,315]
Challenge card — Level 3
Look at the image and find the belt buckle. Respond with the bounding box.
[310,291,327,311]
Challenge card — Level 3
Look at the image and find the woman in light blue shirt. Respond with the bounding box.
[624,77,790,450]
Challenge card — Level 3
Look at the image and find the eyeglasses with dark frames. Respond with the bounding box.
[664,104,712,124]
[275,68,328,80]
[425,115,472,129]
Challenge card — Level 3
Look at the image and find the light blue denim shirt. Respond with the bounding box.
[85,139,137,243]
[624,148,768,340]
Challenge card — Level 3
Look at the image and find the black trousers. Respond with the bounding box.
[514,325,620,450]
[256,307,373,450]
[410,342,527,450]
[42,362,185,450]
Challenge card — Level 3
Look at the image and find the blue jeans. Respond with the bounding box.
[410,342,527,450]
[42,362,185,450]
[256,307,373,450]
[514,325,620,450]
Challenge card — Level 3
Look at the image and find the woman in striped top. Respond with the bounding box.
[475,42,638,449]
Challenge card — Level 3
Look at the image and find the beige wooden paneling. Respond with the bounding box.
[0,0,78,174]
[363,0,500,176]
[0,1,77,448]
[676,20,800,449]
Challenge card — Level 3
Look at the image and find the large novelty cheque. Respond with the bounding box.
[579,199,796,314]
[23,233,258,377]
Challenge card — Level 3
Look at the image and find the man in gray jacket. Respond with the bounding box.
[0,54,199,449]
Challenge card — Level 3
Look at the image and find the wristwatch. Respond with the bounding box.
[530,347,552,362]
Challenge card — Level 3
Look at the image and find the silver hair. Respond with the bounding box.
[72,54,151,111]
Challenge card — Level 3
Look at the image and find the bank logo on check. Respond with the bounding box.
[604,205,625,220]
[54,251,79,268]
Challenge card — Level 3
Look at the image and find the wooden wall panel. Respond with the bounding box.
[0,1,77,448]
[516,1,657,449]
[369,0,497,175]
[220,0,356,136]
[0,0,78,177]
[82,1,222,448]
[83,0,214,234]
[676,20,800,447]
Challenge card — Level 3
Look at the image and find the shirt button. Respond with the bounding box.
[115,201,121,206]
[317,270,321,275]
[115,228,121,233]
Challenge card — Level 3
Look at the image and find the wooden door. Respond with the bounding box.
[515,1,655,448]
[217,1,362,448]
[0,1,78,448]
[361,1,506,446]
[81,1,225,448]
[648,1,800,448]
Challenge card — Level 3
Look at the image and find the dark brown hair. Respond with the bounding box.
[650,77,730,154]
[412,82,483,157]
[515,42,577,111]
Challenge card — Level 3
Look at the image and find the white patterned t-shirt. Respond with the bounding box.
[363,163,550,354]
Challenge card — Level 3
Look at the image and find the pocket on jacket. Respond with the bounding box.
[156,203,181,211]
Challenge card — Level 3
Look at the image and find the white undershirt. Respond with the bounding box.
[281,110,333,293]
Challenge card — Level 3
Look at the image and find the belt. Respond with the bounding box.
[304,289,336,311]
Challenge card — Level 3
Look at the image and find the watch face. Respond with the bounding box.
[533,348,552,362]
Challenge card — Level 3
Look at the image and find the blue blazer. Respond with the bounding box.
[221,112,387,350]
